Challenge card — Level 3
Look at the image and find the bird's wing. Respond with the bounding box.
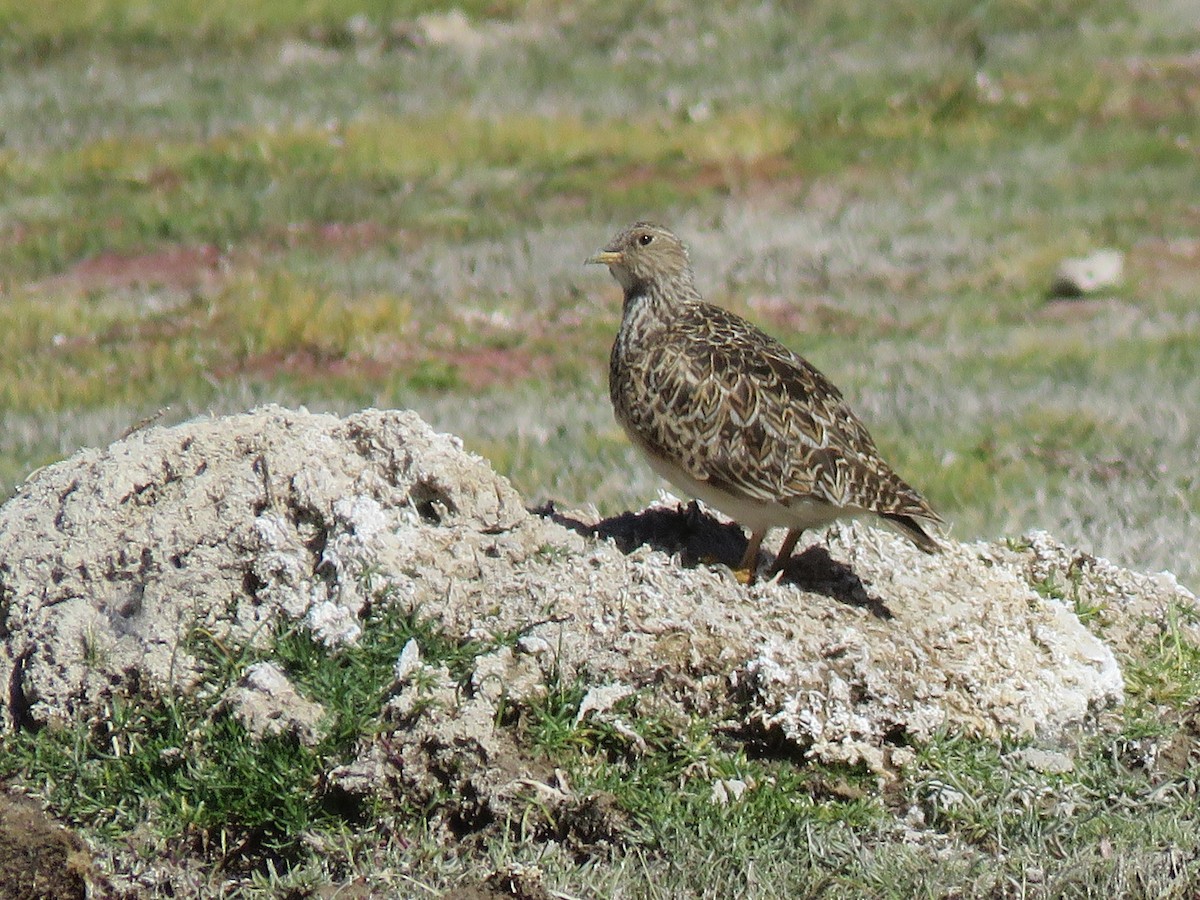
[618,303,941,525]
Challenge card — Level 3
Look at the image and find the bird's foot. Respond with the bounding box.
[733,529,766,585]
[732,564,757,586]
[699,554,754,584]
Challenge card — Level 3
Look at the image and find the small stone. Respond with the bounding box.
[223,662,326,746]
[925,782,966,812]
[306,600,362,647]
[1050,249,1124,297]
[1006,747,1075,774]
[394,639,422,682]
[710,778,750,805]
[575,682,634,725]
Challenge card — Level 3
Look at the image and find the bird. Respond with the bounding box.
[586,221,943,581]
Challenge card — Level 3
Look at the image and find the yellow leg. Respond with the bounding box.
[735,529,767,584]
[769,528,804,576]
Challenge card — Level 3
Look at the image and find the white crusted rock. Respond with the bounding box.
[0,404,1192,784]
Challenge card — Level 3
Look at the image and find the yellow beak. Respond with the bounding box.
[585,250,623,266]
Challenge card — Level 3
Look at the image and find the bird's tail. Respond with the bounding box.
[882,513,941,554]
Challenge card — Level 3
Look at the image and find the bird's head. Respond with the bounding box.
[586,222,695,298]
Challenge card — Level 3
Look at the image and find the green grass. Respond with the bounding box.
[0,0,531,61]
[1,653,334,864]
[0,597,519,859]
[1125,604,1200,710]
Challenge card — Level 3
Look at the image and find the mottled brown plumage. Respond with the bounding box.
[587,221,943,577]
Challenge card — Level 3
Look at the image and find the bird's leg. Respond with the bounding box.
[735,529,767,584]
[768,528,804,578]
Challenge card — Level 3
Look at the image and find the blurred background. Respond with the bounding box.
[1,0,1197,586]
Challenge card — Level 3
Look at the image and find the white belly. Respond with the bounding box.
[636,443,854,535]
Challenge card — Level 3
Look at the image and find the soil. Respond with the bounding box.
[0,791,91,900]
[42,243,223,293]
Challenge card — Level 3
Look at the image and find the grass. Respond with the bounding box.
[0,597,525,873]
[1,0,1199,894]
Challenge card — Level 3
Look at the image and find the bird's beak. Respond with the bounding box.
[585,249,623,266]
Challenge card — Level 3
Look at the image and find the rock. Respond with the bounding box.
[0,405,523,730]
[393,638,422,682]
[1006,748,1075,775]
[0,405,1194,807]
[574,682,635,725]
[383,657,521,837]
[221,661,327,746]
[732,529,1126,769]
[710,778,751,805]
[416,9,485,51]
[1050,249,1124,297]
[1012,530,1199,659]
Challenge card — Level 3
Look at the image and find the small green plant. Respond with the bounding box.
[79,627,107,667]
[1030,572,1066,601]
[0,672,325,861]
[532,541,573,563]
[1005,535,1033,552]
[516,672,885,867]
[1125,603,1200,710]
[1067,562,1107,625]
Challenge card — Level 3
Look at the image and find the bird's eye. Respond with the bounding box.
[638,233,654,246]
